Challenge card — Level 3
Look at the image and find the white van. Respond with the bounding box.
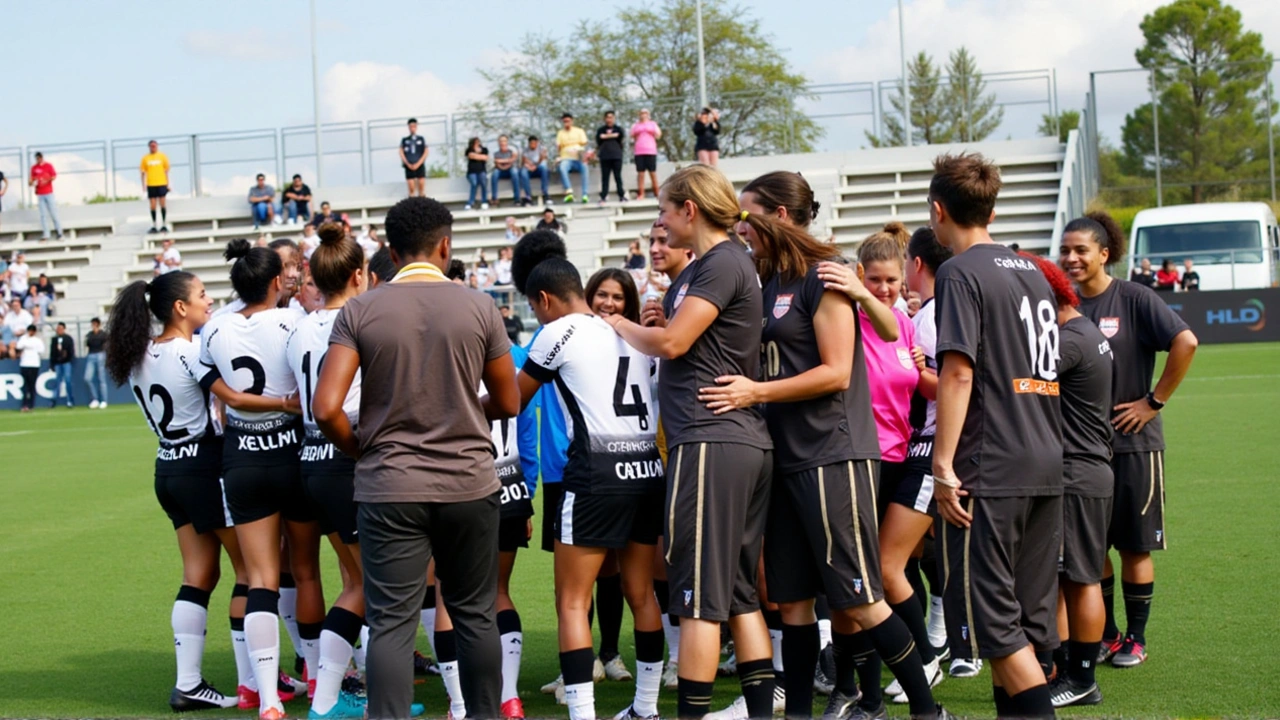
[1127,202,1279,291]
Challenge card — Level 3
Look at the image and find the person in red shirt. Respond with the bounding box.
[1154,258,1179,292]
[29,152,63,241]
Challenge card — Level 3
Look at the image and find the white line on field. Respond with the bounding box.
[1184,374,1280,382]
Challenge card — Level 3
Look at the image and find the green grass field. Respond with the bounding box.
[2,342,1278,719]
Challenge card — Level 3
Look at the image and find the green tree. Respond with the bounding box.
[1038,110,1081,143]
[463,0,820,163]
[1120,0,1275,203]
[867,51,954,147]
[944,47,1004,142]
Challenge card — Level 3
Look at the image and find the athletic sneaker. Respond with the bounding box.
[259,706,287,720]
[481,203,490,210]
[821,689,860,720]
[414,650,439,676]
[814,644,836,695]
[238,681,297,710]
[501,698,526,719]
[703,695,748,720]
[661,661,679,690]
[169,679,238,711]
[1111,637,1147,668]
[340,675,365,698]
[540,674,563,694]
[889,655,944,703]
[1098,634,1124,664]
[281,671,307,695]
[773,685,786,714]
[89,400,100,409]
[602,655,634,681]
[1047,675,1103,707]
[564,194,575,204]
[308,691,368,719]
[718,650,737,676]
[848,700,888,720]
[580,196,590,204]
[947,657,982,678]
[613,704,659,720]
[593,656,607,682]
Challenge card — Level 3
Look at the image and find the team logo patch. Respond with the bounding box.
[773,294,794,319]
[852,579,863,595]
[673,283,689,310]
[1155,530,1163,543]
[683,590,693,607]
[1099,317,1120,338]
[960,625,970,641]
[896,347,914,370]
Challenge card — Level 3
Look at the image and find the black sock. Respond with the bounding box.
[782,623,819,718]
[868,615,934,715]
[1008,684,1055,718]
[832,631,859,697]
[906,558,928,615]
[423,585,436,609]
[849,630,882,708]
[920,536,941,597]
[635,629,664,664]
[993,686,1012,716]
[1122,580,1153,645]
[323,606,364,646]
[560,646,595,686]
[678,677,714,719]
[890,594,936,664]
[150,209,157,224]
[1101,575,1119,640]
[161,207,167,223]
[279,572,296,589]
[597,574,623,661]
[1052,644,1068,680]
[738,658,776,719]
[435,628,457,663]
[654,580,670,614]
[814,595,831,623]
[1035,648,1054,680]
[1066,640,1098,685]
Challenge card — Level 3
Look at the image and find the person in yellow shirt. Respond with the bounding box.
[555,113,592,204]
[140,140,171,233]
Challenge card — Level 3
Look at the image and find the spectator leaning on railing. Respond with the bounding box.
[140,140,171,233]
[84,316,109,409]
[30,152,64,241]
[523,136,552,206]
[248,173,277,229]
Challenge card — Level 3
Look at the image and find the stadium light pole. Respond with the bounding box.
[898,0,912,147]
[696,0,708,110]
[311,0,324,188]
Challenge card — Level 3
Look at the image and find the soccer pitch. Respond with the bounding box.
[1,342,1277,719]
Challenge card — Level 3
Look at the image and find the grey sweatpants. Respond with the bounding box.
[359,495,501,720]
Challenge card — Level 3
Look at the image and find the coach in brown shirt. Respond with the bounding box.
[314,196,521,720]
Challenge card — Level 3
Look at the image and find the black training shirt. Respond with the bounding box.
[401,134,427,166]
[596,125,625,161]
[934,243,1062,497]
[1058,316,1114,495]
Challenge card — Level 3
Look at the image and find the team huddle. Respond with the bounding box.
[107,153,1197,720]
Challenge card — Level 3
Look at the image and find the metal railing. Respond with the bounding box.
[110,134,196,199]
[1125,247,1280,290]
[26,142,109,205]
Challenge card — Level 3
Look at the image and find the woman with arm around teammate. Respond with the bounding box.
[106,270,300,713]
[1060,212,1197,670]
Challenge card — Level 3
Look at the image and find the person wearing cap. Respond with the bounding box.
[248,173,277,229]
[555,113,592,204]
[140,140,171,233]
[30,152,63,241]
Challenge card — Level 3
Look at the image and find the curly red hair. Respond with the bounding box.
[1020,251,1078,308]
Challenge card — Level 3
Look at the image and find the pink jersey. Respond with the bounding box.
[630,121,660,155]
[860,307,919,463]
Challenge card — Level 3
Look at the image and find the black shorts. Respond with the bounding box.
[1109,451,1166,552]
[939,494,1062,659]
[555,486,663,549]
[303,466,358,544]
[765,459,883,609]
[665,442,772,622]
[147,185,169,199]
[499,515,531,553]
[541,483,564,552]
[404,164,426,179]
[1060,492,1112,585]
[892,438,937,515]
[877,460,905,520]
[634,155,657,172]
[155,471,231,534]
[222,419,309,525]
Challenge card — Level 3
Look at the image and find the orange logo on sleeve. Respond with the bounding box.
[1012,378,1060,396]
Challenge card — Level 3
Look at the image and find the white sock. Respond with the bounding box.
[231,627,256,690]
[245,611,282,709]
[564,681,595,720]
[770,628,784,673]
[301,630,321,685]
[312,629,354,715]
[440,660,467,718]
[500,630,523,703]
[278,588,301,662]
[172,600,208,691]
[421,608,437,657]
[662,616,680,664]
[354,626,369,674]
[633,661,662,717]
[818,619,833,648]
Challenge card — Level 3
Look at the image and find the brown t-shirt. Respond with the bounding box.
[329,281,511,503]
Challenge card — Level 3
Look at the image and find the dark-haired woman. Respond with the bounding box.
[286,224,372,719]
[200,239,319,720]
[692,108,721,167]
[1154,259,1178,292]
[106,271,300,712]
[466,137,491,210]
[1061,211,1198,670]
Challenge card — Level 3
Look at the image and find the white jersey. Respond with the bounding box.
[483,344,533,519]
[200,306,304,423]
[129,338,216,446]
[911,297,938,437]
[286,308,361,433]
[212,298,246,318]
[524,313,661,494]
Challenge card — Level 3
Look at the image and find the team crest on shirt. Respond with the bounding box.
[674,283,689,310]
[773,294,794,319]
[1099,317,1120,338]
[896,347,914,370]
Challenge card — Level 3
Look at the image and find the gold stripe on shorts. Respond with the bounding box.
[693,443,708,619]
[1141,451,1156,515]
[962,497,978,659]
[848,461,872,599]
[866,460,880,533]
[818,466,834,565]
[665,445,684,564]
[1156,451,1166,548]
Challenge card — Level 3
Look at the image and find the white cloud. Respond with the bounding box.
[320,61,479,125]
[184,29,294,63]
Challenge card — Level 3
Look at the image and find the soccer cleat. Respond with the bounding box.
[564,194,575,204]
[821,689,861,720]
[717,650,737,676]
[308,691,368,719]
[661,661,679,690]
[501,697,526,719]
[773,684,786,715]
[704,696,748,720]
[555,680,566,706]
[814,660,835,696]
[593,656,606,682]
[296,654,306,676]
[260,706,287,720]
[1111,637,1147,668]
[1098,634,1124,664]
[1048,675,1103,707]
[911,705,951,720]
[307,678,316,700]
[540,674,563,694]
[890,654,945,703]
[613,704,659,720]
[340,675,365,698]
[947,657,982,678]
[238,685,260,710]
[602,655,633,681]
[414,650,439,676]
[169,679,238,711]
[280,671,305,698]
[848,700,888,720]
[410,703,425,717]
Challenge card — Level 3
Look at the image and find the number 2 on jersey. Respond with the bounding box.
[1018,295,1059,381]
[612,356,650,431]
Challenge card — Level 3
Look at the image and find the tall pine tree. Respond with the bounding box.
[867,51,953,147]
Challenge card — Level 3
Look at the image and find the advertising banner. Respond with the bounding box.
[0,357,133,411]
[1158,287,1279,345]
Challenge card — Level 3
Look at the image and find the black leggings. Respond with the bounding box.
[21,367,39,409]
[600,159,624,200]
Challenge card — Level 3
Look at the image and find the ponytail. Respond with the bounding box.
[105,271,197,385]
[743,210,840,284]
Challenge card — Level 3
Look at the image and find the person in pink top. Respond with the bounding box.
[29,152,63,241]
[629,109,662,200]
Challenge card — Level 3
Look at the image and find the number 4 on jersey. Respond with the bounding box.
[612,356,650,431]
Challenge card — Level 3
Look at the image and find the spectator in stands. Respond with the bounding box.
[595,110,626,205]
[158,237,182,275]
[248,173,277,229]
[489,135,526,207]
[625,238,646,270]
[401,117,429,197]
[1130,257,1157,289]
[535,208,565,234]
[473,251,493,289]
[494,245,514,287]
[30,152,64,241]
[503,217,524,245]
[692,108,721,166]
[1155,258,1179,292]
[1009,242,1021,253]
[523,136,551,206]
[4,298,33,357]
[1180,258,1200,291]
[283,174,313,224]
[500,304,522,344]
[300,223,319,261]
[310,200,340,228]
[465,137,491,210]
[17,324,42,412]
[84,317,108,409]
[49,321,75,408]
[25,274,56,321]
[0,169,8,232]
[8,252,31,303]
[140,140,170,233]
[446,259,468,284]
[357,225,381,258]
[0,254,8,300]
[630,108,661,200]
[556,113,592,204]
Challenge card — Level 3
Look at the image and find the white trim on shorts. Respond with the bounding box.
[914,474,936,514]
[218,477,234,528]
[560,490,576,545]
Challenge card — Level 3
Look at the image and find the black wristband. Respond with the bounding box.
[1145,391,1165,411]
